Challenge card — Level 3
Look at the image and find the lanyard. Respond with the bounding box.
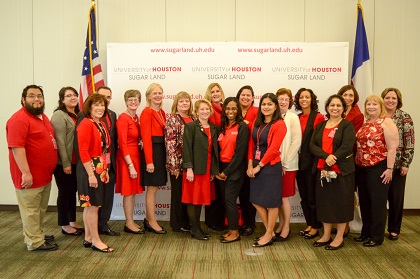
[256,123,269,151]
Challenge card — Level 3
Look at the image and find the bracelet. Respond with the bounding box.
[387,167,393,170]
[258,163,264,168]
[127,162,134,167]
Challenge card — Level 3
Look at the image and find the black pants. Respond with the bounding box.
[205,179,225,229]
[387,169,407,235]
[219,162,244,230]
[54,164,77,226]
[296,169,322,229]
[238,176,256,229]
[169,174,189,230]
[356,160,390,243]
[98,167,116,231]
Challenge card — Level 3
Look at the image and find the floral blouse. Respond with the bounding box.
[391,109,415,169]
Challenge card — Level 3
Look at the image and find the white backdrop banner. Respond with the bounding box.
[107,42,349,223]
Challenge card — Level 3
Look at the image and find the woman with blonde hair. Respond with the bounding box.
[140,83,167,234]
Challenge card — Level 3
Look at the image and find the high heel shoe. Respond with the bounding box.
[190,232,210,241]
[83,240,92,248]
[124,225,145,234]
[144,219,167,234]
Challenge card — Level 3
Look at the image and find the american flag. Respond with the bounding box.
[79,3,105,107]
[351,2,372,104]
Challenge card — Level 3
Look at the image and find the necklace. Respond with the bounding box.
[126,110,138,122]
[153,108,165,124]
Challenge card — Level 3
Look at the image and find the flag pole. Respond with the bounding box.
[88,3,96,94]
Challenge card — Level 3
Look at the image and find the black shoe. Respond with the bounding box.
[331,228,338,234]
[299,229,310,236]
[124,225,145,234]
[173,227,190,233]
[62,228,82,236]
[304,231,319,239]
[276,230,291,242]
[343,228,350,238]
[208,225,226,232]
[363,240,381,247]
[241,225,255,236]
[34,242,58,251]
[219,235,226,240]
[191,232,210,241]
[253,239,273,247]
[83,240,92,248]
[354,235,370,242]
[144,220,167,234]
[72,227,85,233]
[91,245,114,253]
[313,238,332,247]
[99,228,121,236]
[388,233,399,241]
[44,235,55,242]
[220,236,241,244]
[326,241,345,250]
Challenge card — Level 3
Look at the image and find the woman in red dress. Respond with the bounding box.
[116,90,144,234]
[182,99,219,240]
[337,85,364,133]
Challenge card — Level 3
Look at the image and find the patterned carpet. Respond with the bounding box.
[0,210,419,279]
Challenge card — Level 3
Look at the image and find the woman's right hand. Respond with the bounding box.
[88,174,98,188]
[186,168,194,182]
[146,163,155,173]
[129,165,137,179]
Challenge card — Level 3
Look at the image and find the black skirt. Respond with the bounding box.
[141,136,167,187]
[316,171,354,223]
[250,162,283,208]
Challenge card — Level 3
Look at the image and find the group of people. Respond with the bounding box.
[6,82,414,253]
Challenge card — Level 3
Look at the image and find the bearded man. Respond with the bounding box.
[6,85,58,251]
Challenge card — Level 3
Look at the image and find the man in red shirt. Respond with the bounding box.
[6,85,58,251]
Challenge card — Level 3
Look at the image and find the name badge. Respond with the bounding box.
[255,150,261,160]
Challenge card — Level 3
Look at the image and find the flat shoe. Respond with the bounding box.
[241,226,255,236]
[299,229,310,236]
[34,242,58,251]
[124,225,145,234]
[313,238,332,247]
[363,240,381,247]
[83,240,92,248]
[253,239,273,248]
[145,222,167,234]
[220,236,241,244]
[73,227,85,233]
[91,245,114,253]
[354,235,370,242]
[388,234,399,241]
[331,228,337,234]
[276,230,291,242]
[219,235,226,240]
[304,231,319,239]
[326,241,344,250]
[62,228,82,236]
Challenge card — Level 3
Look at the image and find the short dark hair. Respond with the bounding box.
[337,85,360,107]
[82,94,108,118]
[96,86,112,94]
[21,85,43,105]
[294,88,319,112]
[324,94,346,119]
[55,86,80,119]
[255,93,282,127]
[221,97,243,134]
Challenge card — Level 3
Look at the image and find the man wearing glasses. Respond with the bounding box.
[6,85,59,251]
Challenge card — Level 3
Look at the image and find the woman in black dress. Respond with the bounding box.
[310,94,356,250]
[247,93,287,247]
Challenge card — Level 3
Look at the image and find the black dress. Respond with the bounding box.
[250,123,283,208]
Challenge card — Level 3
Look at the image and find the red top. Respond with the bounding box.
[346,104,364,133]
[117,113,140,157]
[300,112,325,134]
[243,106,258,130]
[140,107,166,164]
[77,118,109,164]
[248,120,287,166]
[6,107,58,189]
[208,103,222,127]
[355,117,388,166]
[219,123,239,163]
[317,125,341,173]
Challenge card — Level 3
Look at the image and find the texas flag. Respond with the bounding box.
[351,3,372,103]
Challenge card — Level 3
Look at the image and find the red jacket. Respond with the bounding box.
[248,119,287,166]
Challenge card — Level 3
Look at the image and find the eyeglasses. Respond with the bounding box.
[127,98,139,103]
[26,94,44,99]
[278,98,290,103]
[64,94,78,98]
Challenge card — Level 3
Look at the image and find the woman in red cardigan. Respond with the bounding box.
[247,93,287,247]
[77,94,114,253]
[337,85,364,133]
[140,83,167,234]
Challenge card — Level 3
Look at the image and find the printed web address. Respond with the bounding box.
[238,47,303,54]
[150,47,215,54]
